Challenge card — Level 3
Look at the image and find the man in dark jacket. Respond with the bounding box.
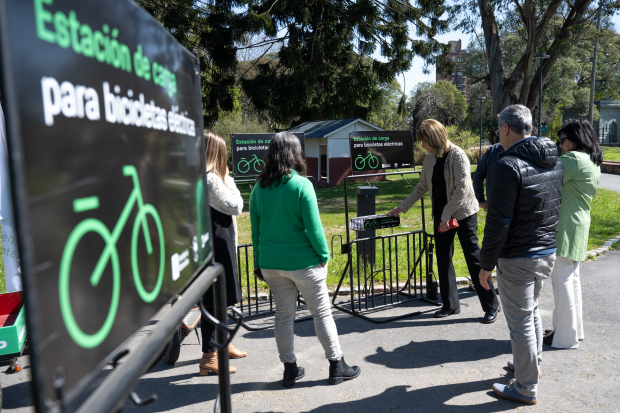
[472,142,503,212]
[478,105,563,405]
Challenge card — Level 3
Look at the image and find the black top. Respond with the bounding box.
[432,151,449,204]
[479,137,564,270]
[203,207,243,307]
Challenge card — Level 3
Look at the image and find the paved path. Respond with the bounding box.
[3,250,620,412]
[599,173,620,193]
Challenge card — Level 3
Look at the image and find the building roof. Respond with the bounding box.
[288,118,382,139]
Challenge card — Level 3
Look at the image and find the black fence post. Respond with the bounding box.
[214,275,232,413]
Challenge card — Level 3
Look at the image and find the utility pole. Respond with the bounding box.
[478,96,485,162]
[589,9,602,124]
[534,54,550,136]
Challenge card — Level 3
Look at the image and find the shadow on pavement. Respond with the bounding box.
[365,339,511,369]
[124,372,520,413]
[2,379,35,410]
[300,381,518,413]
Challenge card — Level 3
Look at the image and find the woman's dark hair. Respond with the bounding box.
[557,118,603,166]
[258,132,307,188]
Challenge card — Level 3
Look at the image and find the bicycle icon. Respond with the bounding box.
[59,165,165,349]
[364,220,380,230]
[237,154,266,174]
[354,151,380,170]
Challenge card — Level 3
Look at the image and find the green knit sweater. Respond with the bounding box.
[249,171,330,270]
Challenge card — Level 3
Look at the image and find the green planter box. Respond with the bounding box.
[0,292,26,358]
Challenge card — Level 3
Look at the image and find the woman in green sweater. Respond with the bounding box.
[250,132,360,388]
[545,118,601,349]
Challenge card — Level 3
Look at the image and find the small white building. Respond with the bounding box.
[288,118,383,186]
[564,101,620,145]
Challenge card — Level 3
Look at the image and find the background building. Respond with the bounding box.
[288,118,384,186]
[563,101,620,146]
[436,40,468,102]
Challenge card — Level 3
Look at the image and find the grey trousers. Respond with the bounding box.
[496,254,555,398]
[262,264,343,364]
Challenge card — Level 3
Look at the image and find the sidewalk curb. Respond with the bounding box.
[586,233,620,260]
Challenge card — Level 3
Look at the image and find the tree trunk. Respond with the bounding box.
[477,0,594,143]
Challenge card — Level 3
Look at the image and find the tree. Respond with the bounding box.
[136,0,264,127]
[462,13,620,140]
[410,81,468,129]
[242,0,451,125]
[367,79,409,130]
[452,0,619,138]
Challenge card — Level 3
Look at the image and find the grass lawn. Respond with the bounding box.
[588,188,620,249]
[602,146,620,162]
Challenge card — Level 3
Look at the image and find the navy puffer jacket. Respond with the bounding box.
[479,136,563,271]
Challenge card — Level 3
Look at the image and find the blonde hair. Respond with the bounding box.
[417,119,450,157]
[204,130,228,179]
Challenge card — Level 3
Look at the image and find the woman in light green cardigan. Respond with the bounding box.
[546,118,602,349]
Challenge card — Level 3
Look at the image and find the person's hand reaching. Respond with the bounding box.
[387,207,402,216]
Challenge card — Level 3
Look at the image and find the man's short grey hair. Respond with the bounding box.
[498,104,532,136]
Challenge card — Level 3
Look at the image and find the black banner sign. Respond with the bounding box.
[0,0,210,409]
[231,133,305,177]
[349,131,414,174]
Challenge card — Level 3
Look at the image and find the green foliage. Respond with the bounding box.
[242,0,451,125]
[461,82,495,142]
[453,0,620,135]
[136,0,264,127]
[410,81,468,129]
[367,80,409,131]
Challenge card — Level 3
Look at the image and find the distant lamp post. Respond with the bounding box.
[534,54,550,136]
[478,96,485,162]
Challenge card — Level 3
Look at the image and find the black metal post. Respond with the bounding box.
[213,274,232,413]
[534,54,550,136]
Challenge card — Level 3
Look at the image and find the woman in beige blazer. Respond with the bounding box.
[388,120,500,322]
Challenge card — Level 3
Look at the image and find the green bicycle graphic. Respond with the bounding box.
[237,154,266,174]
[354,151,380,170]
[364,220,380,230]
[59,165,165,349]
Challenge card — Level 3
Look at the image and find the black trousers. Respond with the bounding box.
[200,304,217,353]
[433,209,499,313]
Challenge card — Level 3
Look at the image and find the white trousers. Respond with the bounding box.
[262,264,343,364]
[551,256,584,348]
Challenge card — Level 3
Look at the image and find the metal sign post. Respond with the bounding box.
[0,0,236,411]
[331,130,440,322]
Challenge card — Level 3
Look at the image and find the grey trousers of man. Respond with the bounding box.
[496,254,555,398]
[262,264,343,364]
